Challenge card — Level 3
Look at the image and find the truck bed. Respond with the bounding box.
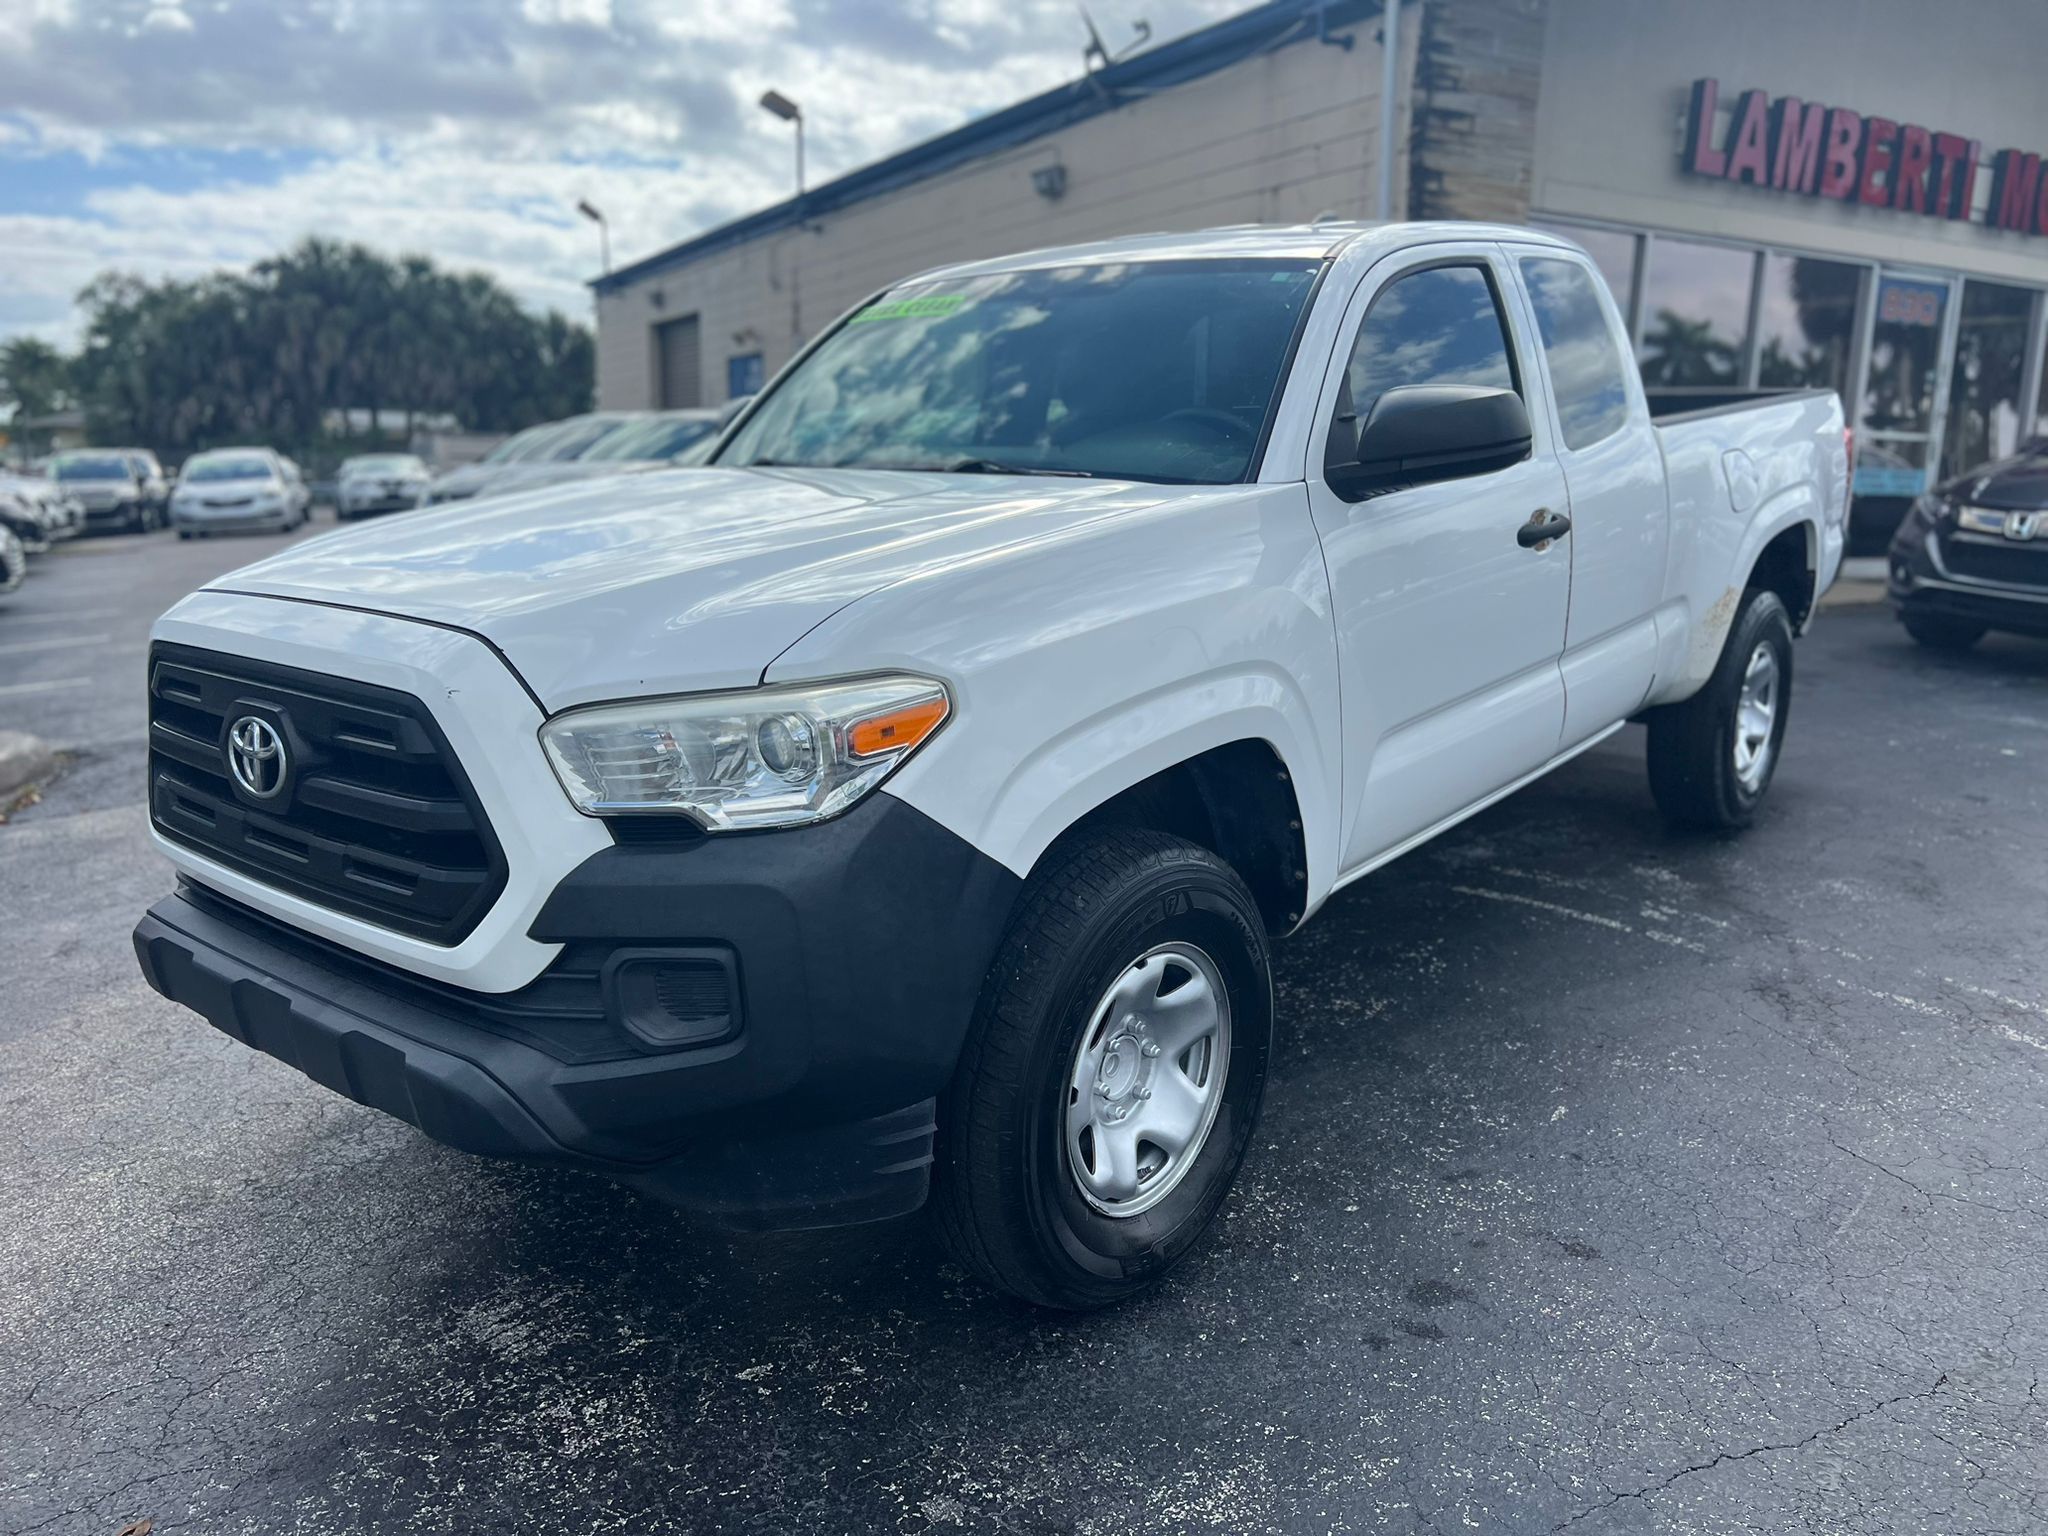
[1646,387,1849,699]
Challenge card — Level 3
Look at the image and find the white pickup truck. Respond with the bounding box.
[135,222,1847,1308]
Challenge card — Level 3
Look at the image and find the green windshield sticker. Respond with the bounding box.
[850,294,968,324]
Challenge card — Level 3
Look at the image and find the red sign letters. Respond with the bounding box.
[1682,78,2046,238]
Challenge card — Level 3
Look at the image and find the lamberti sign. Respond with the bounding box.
[1681,78,2048,238]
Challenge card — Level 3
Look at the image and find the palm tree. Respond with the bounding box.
[1640,310,1740,388]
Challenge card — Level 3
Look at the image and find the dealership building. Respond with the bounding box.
[593,0,2048,550]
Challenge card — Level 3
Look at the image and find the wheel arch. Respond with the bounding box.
[1747,518,1818,633]
[1032,737,1312,937]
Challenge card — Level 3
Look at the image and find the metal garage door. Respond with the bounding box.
[655,314,702,408]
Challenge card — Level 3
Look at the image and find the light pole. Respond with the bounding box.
[577,199,610,274]
[758,89,804,198]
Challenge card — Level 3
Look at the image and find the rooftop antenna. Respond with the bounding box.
[1080,7,1152,72]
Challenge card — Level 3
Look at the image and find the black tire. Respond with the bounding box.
[934,827,1273,1309]
[177,529,193,541]
[1901,611,1985,652]
[1646,587,1794,831]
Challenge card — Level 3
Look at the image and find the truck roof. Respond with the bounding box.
[907,221,1583,284]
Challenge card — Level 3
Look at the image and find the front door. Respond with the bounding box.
[1302,245,1574,875]
[1856,272,1955,501]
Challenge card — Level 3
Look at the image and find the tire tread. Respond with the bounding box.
[934,826,1257,1308]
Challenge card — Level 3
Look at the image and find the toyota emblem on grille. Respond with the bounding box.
[227,716,288,799]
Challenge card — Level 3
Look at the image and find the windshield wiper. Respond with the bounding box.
[934,457,1097,478]
[739,455,1098,478]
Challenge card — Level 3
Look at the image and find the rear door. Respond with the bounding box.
[1508,248,1667,746]
[1303,241,1573,875]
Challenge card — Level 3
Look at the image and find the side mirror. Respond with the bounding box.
[1326,385,1532,500]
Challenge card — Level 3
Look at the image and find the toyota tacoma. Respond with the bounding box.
[134,223,1847,1307]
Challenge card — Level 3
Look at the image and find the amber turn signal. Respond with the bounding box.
[848,694,949,758]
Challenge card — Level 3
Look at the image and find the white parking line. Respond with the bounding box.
[0,675,91,699]
[0,608,122,626]
[0,635,124,657]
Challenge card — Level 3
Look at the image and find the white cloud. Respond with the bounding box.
[137,4,195,33]
[0,0,1247,346]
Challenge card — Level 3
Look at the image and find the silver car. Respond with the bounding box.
[0,472,82,548]
[336,453,432,521]
[49,451,155,533]
[170,449,312,537]
[425,413,645,504]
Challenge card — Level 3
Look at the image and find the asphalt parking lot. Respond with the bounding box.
[3,521,2045,1536]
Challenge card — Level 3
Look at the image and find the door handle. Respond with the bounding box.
[1518,510,1572,550]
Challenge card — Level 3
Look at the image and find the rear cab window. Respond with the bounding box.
[1517,256,1634,451]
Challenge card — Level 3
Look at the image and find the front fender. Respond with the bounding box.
[764,483,1344,904]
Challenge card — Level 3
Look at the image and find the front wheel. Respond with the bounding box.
[1646,587,1793,830]
[934,827,1273,1309]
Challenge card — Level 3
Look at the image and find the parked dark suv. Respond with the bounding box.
[1889,440,2048,649]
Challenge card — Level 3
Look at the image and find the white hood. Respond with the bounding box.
[206,465,1174,709]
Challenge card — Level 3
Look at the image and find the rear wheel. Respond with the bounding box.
[934,827,1273,1309]
[1646,587,1793,830]
[1901,611,1985,652]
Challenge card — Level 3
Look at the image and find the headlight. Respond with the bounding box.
[540,675,950,830]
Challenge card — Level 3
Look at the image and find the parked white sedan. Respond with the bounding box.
[336,454,432,521]
[170,449,312,537]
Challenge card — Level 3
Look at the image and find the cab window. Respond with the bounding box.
[1327,263,1518,468]
[1520,257,1632,450]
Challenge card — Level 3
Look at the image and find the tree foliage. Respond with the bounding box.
[31,239,592,462]
[0,337,74,420]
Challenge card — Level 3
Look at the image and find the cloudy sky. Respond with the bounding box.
[0,0,1243,347]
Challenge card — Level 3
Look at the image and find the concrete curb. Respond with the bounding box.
[1820,579,1887,609]
[0,731,57,800]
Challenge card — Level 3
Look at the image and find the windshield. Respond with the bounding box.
[184,455,274,483]
[553,416,642,460]
[54,455,132,481]
[719,259,1321,483]
[481,422,576,465]
[342,455,424,477]
[579,416,717,462]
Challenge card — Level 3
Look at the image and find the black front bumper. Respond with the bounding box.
[135,794,1020,1228]
[1889,521,2048,637]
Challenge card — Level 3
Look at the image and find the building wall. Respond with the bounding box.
[597,8,1419,410]
[1408,0,1546,223]
[1530,0,2048,282]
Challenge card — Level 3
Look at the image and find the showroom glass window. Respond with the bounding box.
[1638,237,1754,388]
[1339,264,1518,431]
[1755,255,1863,395]
[1520,257,1631,449]
[2036,334,2048,443]
[1942,280,2035,477]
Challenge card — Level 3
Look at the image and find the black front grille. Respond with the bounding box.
[1942,533,2048,589]
[148,642,506,945]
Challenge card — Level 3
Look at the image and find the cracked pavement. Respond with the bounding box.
[2,525,2045,1534]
